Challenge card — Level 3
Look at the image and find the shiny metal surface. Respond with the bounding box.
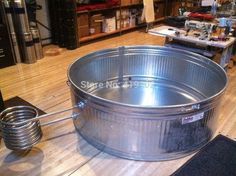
[0,106,42,150]
[12,0,37,64]
[31,27,44,60]
[0,105,81,151]
[23,32,36,64]
[3,0,21,63]
[13,0,30,34]
[69,46,227,161]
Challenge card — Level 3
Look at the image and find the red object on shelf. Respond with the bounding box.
[77,0,120,12]
[188,13,214,21]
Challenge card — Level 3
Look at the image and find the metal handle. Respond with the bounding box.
[3,106,78,126]
[38,112,77,126]
[0,102,85,126]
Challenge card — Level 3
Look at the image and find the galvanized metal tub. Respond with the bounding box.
[68,46,227,161]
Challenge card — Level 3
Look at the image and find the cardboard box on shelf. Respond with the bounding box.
[89,14,103,35]
[90,24,102,35]
[90,14,103,26]
[103,17,116,33]
[78,14,89,26]
[78,25,89,38]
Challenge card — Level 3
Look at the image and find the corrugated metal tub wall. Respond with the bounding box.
[68,46,227,161]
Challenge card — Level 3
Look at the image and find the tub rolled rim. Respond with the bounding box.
[67,45,228,110]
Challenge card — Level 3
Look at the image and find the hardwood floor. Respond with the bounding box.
[0,30,235,176]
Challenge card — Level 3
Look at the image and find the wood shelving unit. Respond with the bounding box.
[77,6,120,14]
[77,0,166,44]
[79,23,147,43]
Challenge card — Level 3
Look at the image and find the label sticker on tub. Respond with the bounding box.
[182,112,204,124]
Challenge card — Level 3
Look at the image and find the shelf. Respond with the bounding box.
[77,6,120,14]
[79,30,120,43]
[79,17,165,43]
[121,24,146,32]
[77,1,166,45]
[79,25,144,43]
[121,26,138,31]
[120,3,143,8]
[77,2,152,14]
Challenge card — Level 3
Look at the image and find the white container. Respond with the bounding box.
[103,17,116,33]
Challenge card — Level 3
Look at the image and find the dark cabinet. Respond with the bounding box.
[0,24,15,68]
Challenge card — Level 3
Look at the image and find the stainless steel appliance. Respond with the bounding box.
[12,0,36,63]
[31,27,43,60]
[2,0,21,63]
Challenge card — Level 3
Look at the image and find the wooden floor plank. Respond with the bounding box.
[0,29,235,176]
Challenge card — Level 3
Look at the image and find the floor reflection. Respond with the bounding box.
[1,147,44,176]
